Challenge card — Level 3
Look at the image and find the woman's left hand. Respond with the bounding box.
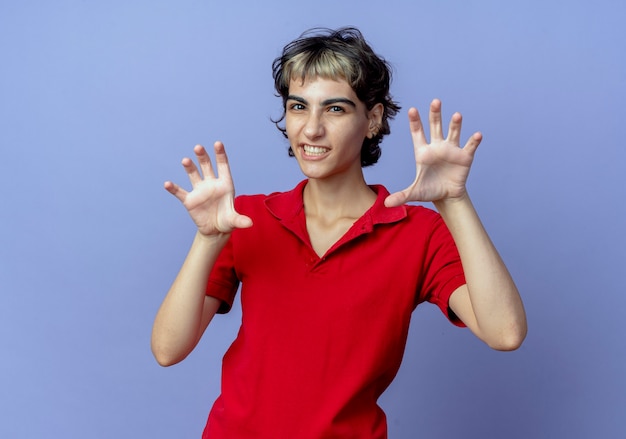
[385,99,482,207]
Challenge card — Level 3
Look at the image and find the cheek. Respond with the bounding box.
[345,123,370,144]
[284,115,296,138]
[284,121,295,141]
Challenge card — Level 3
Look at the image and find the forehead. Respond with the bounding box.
[288,76,360,101]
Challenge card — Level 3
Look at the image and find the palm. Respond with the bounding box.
[165,142,252,236]
[385,100,482,207]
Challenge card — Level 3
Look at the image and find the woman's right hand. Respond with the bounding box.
[164,141,253,236]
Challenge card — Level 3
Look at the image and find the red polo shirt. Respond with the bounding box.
[202,180,466,439]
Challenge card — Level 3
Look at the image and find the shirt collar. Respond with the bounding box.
[264,179,407,226]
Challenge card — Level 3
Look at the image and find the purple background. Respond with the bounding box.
[1,1,624,438]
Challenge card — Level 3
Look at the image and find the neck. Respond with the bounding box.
[303,172,377,221]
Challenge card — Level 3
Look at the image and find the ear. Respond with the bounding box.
[367,103,384,139]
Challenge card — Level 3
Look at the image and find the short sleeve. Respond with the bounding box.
[206,236,240,314]
[421,214,466,327]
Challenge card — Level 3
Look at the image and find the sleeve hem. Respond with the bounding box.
[439,274,467,327]
[206,279,238,314]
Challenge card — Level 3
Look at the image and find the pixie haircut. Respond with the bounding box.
[272,27,401,167]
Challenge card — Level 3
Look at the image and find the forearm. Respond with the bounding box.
[151,231,229,366]
[434,194,527,349]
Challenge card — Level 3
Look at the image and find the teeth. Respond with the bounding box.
[303,145,328,155]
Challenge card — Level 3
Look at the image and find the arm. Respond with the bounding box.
[435,195,526,350]
[386,100,527,350]
[151,142,252,366]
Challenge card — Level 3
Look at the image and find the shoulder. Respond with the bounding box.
[234,180,306,218]
[402,204,457,248]
[388,203,453,246]
[233,193,268,213]
[403,203,442,228]
[406,204,443,223]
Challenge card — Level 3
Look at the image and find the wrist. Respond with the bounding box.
[194,230,231,247]
[433,191,471,211]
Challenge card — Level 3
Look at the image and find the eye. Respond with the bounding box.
[328,105,345,113]
[288,102,305,111]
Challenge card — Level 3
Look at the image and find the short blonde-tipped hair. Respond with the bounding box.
[272,27,400,167]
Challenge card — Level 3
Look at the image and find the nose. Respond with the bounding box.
[303,112,324,139]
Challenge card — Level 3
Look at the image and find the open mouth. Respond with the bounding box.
[303,145,330,156]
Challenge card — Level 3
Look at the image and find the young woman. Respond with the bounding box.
[151,27,527,439]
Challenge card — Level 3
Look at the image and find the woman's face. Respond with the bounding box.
[285,76,382,181]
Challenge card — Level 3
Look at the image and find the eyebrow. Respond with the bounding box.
[286,95,357,108]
